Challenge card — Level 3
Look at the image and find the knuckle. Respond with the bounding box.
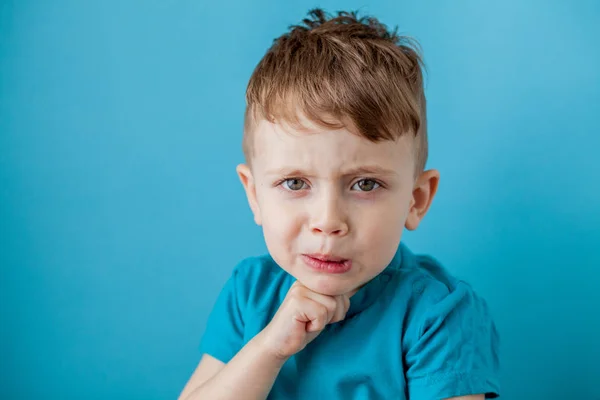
[287,295,302,309]
[323,297,337,312]
[289,287,305,301]
[317,314,327,327]
[329,297,339,310]
[318,304,329,319]
[289,285,302,296]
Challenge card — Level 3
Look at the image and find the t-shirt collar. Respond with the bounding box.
[345,243,404,318]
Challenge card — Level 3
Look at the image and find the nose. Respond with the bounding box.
[309,191,349,237]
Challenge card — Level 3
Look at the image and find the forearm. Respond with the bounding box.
[182,333,286,400]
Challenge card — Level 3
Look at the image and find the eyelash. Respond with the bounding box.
[276,178,384,192]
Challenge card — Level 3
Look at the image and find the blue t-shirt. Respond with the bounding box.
[200,243,500,399]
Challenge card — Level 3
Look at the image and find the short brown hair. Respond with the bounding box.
[244,8,428,175]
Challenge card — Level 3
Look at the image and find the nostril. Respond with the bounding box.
[310,224,348,235]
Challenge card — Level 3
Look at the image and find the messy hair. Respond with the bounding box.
[244,8,428,175]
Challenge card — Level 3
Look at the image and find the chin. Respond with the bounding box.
[299,274,357,296]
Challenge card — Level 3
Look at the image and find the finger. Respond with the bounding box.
[302,299,330,333]
[330,295,344,323]
[301,290,338,324]
[331,294,350,323]
[286,283,332,328]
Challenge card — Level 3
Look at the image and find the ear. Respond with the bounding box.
[405,169,440,231]
[236,164,262,226]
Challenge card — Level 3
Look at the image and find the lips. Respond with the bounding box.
[301,253,352,274]
[306,254,346,262]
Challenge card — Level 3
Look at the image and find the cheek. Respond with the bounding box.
[259,196,304,247]
[352,195,407,247]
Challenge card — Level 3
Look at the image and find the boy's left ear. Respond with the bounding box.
[405,169,440,231]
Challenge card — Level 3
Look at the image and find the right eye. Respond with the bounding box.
[281,178,307,191]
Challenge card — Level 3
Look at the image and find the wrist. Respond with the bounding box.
[253,330,291,365]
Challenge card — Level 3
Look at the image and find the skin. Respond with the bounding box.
[179,116,483,400]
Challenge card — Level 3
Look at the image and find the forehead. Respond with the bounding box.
[251,118,414,174]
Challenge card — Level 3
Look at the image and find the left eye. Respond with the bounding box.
[351,179,380,192]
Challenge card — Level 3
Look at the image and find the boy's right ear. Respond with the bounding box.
[236,164,262,226]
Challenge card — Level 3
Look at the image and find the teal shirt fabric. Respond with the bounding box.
[200,243,500,399]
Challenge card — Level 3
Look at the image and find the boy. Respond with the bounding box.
[180,8,500,400]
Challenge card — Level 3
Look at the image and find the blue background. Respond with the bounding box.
[1,1,599,399]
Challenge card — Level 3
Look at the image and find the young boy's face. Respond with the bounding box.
[237,117,438,297]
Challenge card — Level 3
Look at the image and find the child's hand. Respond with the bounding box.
[259,281,350,360]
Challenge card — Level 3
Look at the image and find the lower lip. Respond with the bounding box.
[301,255,352,274]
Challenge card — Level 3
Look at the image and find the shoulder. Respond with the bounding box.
[396,246,501,398]
[230,254,294,313]
[232,253,288,288]
[394,246,484,305]
[393,246,496,340]
[232,253,282,281]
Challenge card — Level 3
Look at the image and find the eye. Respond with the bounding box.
[282,178,308,191]
[352,179,380,192]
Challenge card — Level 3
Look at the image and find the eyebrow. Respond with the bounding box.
[265,165,398,177]
[343,165,398,177]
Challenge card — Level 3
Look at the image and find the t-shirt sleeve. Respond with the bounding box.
[199,265,246,364]
[405,280,500,399]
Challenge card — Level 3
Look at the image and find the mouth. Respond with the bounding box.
[301,253,352,274]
